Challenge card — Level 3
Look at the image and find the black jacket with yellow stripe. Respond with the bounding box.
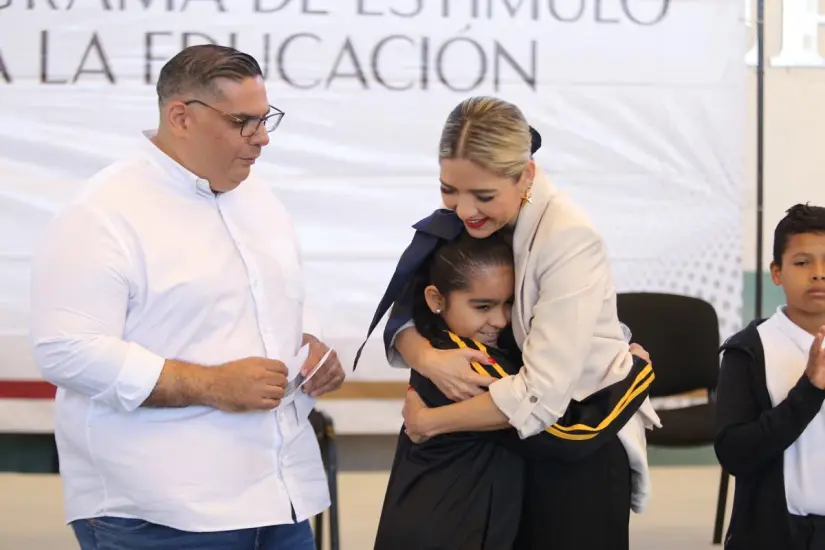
[374,326,654,550]
[414,326,654,462]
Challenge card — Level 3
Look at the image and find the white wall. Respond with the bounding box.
[743,0,825,271]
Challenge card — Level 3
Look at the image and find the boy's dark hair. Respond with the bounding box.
[773,203,825,266]
[411,232,514,340]
[156,45,262,104]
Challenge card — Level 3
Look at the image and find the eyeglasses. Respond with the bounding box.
[184,99,284,137]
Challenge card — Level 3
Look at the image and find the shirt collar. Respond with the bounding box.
[772,305,814,355]
[139,130,215,198]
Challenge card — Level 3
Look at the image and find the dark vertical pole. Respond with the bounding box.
[755,0,765,319]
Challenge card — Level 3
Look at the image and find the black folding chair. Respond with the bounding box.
[308,409,340,550]
[617,292,729,545]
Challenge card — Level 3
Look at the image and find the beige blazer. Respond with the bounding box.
[388,165,660,511]
[486,166,660,512]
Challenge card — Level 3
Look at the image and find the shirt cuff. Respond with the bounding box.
[386,319,415,369]
[488,375,560,439]
[95,342,165,413]
[619,321,632,343]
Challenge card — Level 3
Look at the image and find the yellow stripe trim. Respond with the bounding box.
[544,368,655,440]
[470,333,654,426]
[544,367,654,440]
[471,336,655,437]
[550,365,654,433]
[546,426,599,440]
[444,333,490,377]
[443,330,655,441]
[469,361,489,377]
[454,334,509,378]
[446,331,506,377]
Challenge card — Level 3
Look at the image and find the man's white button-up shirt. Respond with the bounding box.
[29,132,329,532]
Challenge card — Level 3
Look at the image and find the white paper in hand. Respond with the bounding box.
[294,348,333,391]
[282,346,334,404]
[279,344,309,406]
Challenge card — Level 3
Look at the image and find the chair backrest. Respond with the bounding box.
[616,292,720,398]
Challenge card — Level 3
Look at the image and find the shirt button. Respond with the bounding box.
[529,396,538,403]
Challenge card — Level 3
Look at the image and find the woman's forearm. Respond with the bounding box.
[395,327,433,375]
[420,392,511,437]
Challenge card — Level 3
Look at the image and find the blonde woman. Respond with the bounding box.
[362,97,660,549]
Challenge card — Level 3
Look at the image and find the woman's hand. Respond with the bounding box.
[402,388,432,443]
[417,347,494,401]
[629,343,650,364]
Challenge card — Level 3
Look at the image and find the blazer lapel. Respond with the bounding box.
[511,167,556,346]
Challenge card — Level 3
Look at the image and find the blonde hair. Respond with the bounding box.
[439,96,532,179]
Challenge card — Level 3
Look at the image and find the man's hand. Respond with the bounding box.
[300,334,346,398]
[205,357,288,412]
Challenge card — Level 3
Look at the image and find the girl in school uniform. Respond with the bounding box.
[358,96,660,549]
[371,230,654,550]
[715,204,825,550]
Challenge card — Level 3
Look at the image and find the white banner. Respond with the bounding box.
[0,0,745,432]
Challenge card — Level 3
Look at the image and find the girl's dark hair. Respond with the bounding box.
[411,232,514,340]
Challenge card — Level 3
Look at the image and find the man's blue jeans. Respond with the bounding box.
[71,516,316,550]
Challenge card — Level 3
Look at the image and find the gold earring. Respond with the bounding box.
[520,184,533,205]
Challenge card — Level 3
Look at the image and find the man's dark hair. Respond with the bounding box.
[773,203,825,266]
[156,45,263,104]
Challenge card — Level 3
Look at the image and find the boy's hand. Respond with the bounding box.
[805,326,825,390]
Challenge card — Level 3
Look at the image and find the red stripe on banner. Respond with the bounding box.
[0,380,56,399]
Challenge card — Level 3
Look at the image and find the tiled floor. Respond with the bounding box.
[0,467,731,549]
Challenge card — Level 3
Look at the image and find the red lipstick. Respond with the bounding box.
[465,217,488,230]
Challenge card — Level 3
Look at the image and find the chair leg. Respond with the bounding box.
[313,513,323,550]
[314,419,328,550]
[326,423,340,550]
[713,468,730,545]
